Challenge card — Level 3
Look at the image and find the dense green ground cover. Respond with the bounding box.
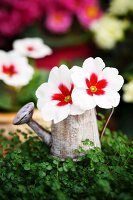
[0,126,132,200]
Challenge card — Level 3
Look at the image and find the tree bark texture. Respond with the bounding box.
[50,109,100,159]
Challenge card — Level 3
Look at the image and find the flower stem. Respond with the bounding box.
[100,107,114,139]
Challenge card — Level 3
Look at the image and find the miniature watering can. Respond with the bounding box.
[13,102,101,159]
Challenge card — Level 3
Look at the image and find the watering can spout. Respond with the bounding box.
[13,102,52,146]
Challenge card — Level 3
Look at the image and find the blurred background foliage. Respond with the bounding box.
[0,0,133,136]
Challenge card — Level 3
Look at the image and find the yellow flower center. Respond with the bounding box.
[64,95,71,102]
[86,6,98,18]
[90,86,97,92]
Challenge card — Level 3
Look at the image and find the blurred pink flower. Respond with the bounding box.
[77,0,103,28]
[45,10,72,33]
[0,0,42,38]
[57,0,95,13]
[13,0,42,25]
[40,0,56,12]
[56,0,84,12]
[0,0,103,47]
[0,10,21,37]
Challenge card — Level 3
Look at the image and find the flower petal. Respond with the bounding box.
[97,79,108,89]
[71,66,88,89]
[94,57,105,69]
[90,73,98,85]
[59,65,72,89]
[40,101,70,123]
[71,65,83,74]
[48,67,60,85]
[82,57,104,75]
[72,88,96,110]
[93,94,112,109]
[37,98,49,110]
[54,104,70,123]
[39,101,57,122]
[82,57,95,70]
[99,67,124,91]
[93,89,120,108]
[105,89,120,107]
[70,104,85,115]
[48,65,72,89]
[36,83,53,99]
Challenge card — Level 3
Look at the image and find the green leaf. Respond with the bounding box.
[24,163,31,171]
[39,171,46,178]
[0,84,13,111]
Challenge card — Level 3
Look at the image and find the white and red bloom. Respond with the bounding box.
[0,50,34,87]
[13,38,52,59]
[45,10,72,33]
[36,65,84,123]
[71,57,124,109]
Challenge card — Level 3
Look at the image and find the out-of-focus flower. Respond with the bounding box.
[77,0,103,28]
[14,0,42,25]
[45,10,72,33]
[0,50,34,87]
[0,10,21,37]
[36,65,84,123]
[90,15,129,49]
[13,38,52,59]
[71,57,124,110]
[57,0,84,12]
[0,0,42,38]
[109,0,133,15]
[123,81,133,103]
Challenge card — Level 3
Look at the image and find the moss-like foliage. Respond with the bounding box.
[0,128,133,200]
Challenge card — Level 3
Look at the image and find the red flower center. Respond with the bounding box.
[86,73,107,96]
[27,46,35,52]
[2,64,17,77]
[51,83,74,106]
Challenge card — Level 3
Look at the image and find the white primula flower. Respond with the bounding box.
[90,15,129,49]
[0,50,34,87]
[36,65,84,124]
[109,0,133,15]
[71,57,124,110]
[123,80,133,103]
[13,37,52,59]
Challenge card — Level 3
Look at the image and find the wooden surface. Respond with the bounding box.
[0,110,51,139]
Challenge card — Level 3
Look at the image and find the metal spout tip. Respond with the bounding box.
[13,102,34,125]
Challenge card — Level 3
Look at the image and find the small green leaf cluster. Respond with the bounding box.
[0,128,133,200]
